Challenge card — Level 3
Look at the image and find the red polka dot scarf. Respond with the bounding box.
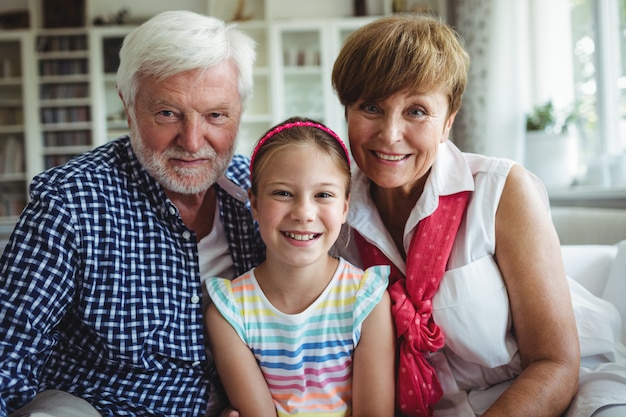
[354,191,470,417]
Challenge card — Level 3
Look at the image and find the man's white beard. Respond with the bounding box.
[129,123,235,195]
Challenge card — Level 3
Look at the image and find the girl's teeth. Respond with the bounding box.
[376,152,405,161]
[286,232,316,241]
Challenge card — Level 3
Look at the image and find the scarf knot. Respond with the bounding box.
[389,280,444,353]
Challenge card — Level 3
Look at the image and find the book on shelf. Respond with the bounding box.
[0,185,27,217]
[0,136,24,175]
[43,130,91,147]
[36,34,87,53]
[40,83,89,100]
[0,107,23,125]
[44,154,77,169]
[40,106,90,124]
[39,58,88,77]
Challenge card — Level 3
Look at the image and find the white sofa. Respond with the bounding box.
[553,206,626,344]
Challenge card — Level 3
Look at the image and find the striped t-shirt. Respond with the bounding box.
[206,258,389,417]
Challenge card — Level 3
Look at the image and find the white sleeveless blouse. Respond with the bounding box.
[346,141,626,417]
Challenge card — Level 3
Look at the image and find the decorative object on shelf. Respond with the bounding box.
[232,0,253,22]
[93,8,129,26]
[354,0,367,16]
[525,100,579,189]
[43,0,85,28]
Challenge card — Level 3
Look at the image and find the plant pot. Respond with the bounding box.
[524,131,578,189]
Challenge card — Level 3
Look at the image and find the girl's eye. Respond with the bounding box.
[272,190,291,197]
[316,192,333,199]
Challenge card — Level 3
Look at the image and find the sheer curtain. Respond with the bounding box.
[448,0,575,162]
[448,0,531,162]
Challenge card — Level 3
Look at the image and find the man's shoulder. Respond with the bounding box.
[31,137,132,193]
[224,154,251,187]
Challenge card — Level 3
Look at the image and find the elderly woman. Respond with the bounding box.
[332,14,626,417]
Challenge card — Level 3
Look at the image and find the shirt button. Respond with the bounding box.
[191,294,200,304]
[169,206,176,215]
[182,231,191,240]
[192,360,202,367]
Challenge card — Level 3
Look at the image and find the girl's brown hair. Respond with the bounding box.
[250,117,351,197]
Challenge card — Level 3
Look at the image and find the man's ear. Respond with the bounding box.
[118,87,132,127]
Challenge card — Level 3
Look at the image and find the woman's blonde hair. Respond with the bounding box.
[332,14,469,116]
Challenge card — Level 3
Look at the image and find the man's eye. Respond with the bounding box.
[158,110,174,117]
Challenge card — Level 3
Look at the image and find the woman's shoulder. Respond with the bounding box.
[462,151,517,179]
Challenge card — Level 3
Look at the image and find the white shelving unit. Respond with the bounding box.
[268,17,379,146]
[0,30,36,226]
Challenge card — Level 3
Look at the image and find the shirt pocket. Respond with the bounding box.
[433,255,518,367]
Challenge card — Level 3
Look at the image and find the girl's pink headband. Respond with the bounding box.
[249,121,350,174]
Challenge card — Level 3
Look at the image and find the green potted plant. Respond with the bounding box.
[526,101,577,133]
[524,100,579,189]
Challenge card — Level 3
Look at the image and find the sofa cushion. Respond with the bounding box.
[561,244,618,297]
[562,240,626,344]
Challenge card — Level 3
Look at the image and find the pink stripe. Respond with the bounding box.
[264,363,348,382]
[266,373,351,391]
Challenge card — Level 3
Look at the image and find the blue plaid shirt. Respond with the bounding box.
[0,136,265,417]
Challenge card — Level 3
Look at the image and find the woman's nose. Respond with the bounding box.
[378,115,403,145]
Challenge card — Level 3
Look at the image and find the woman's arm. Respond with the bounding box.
[205,303,277,417]
[352,291,396,417]
[485,164,580,417]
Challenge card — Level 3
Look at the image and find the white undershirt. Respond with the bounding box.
[197,201,236,283]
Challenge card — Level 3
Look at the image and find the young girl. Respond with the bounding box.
[205,117,395,417]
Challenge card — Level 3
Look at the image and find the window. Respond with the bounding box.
[570,0,626,186]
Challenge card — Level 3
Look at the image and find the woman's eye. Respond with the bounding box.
[158,110,175,117]
[359,102,379,113]
[409,108,426,117]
